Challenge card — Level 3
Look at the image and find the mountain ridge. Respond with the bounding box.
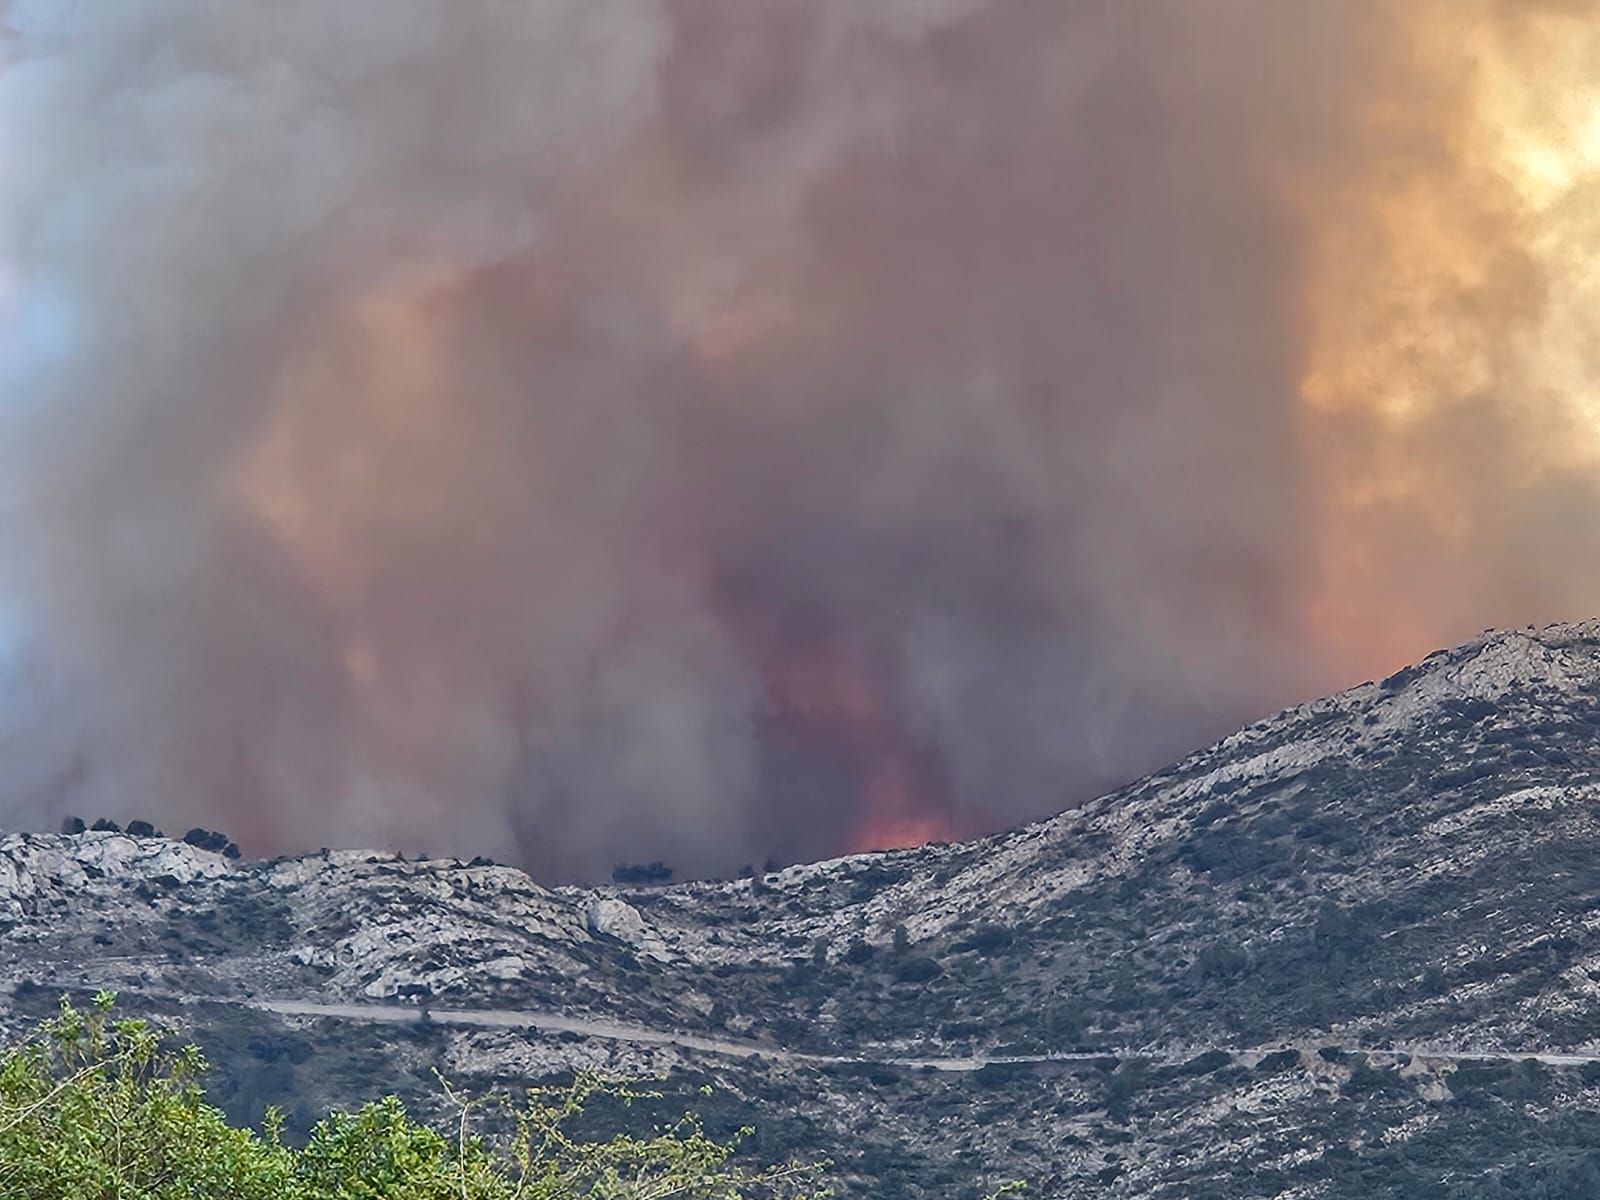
[8,620,1600,1196]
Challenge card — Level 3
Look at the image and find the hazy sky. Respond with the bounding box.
[3,1,1600,880]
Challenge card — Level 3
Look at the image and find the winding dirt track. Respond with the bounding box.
[221,997,1600,1074]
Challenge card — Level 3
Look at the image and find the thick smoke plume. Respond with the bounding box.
[2,1,1599,880]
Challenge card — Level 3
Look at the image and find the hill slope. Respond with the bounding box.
[8,622,1600,1196]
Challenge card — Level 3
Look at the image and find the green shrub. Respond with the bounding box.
[0,994,827,1199]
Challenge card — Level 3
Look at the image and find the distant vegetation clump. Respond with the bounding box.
[611,860,674,885]
[0,995,828,1199]
[59,816,241,859]
[182,827,242,859]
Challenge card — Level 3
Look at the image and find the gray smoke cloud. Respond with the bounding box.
[3,1,1596,880]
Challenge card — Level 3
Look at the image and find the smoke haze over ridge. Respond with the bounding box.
[3,1,1600,880]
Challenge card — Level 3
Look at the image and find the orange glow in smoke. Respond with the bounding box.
[706,576,966,855]
[846,757,962,854]
[233,265,483,793]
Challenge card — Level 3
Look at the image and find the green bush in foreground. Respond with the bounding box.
[0,993,827,1199]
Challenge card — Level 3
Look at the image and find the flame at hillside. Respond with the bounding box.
[706,575,969,856]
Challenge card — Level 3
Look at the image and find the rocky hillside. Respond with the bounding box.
[8,622,1600,1197]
